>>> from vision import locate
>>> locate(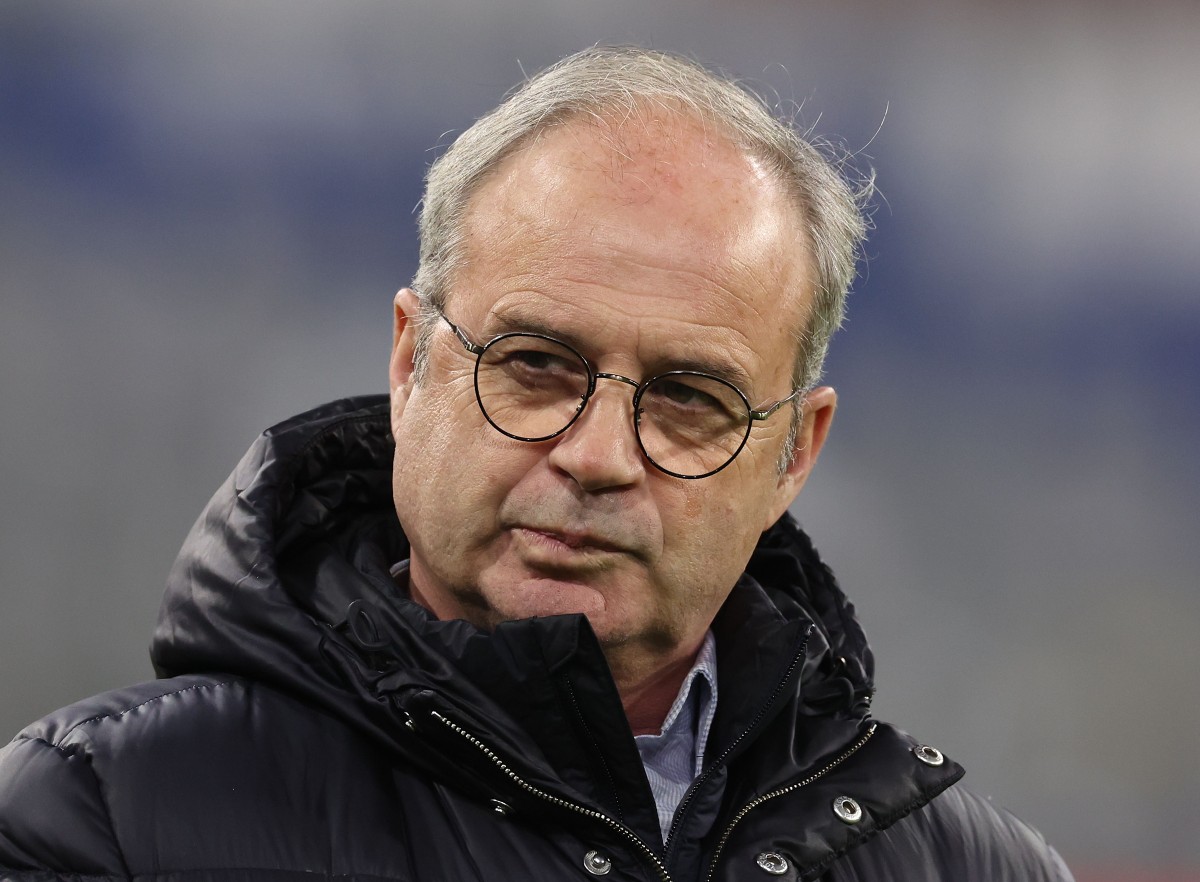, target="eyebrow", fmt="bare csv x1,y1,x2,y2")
485,311,585,348
482,309,757,394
